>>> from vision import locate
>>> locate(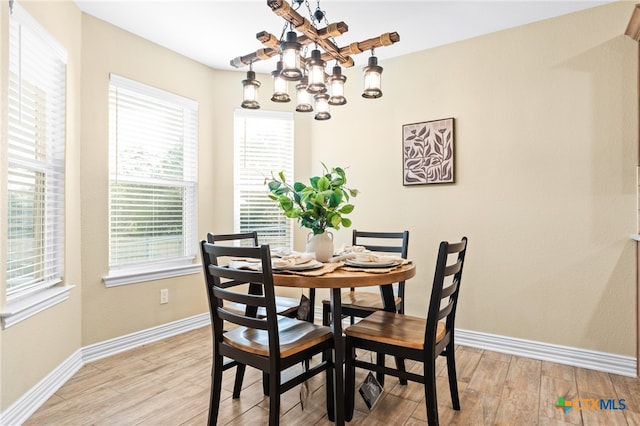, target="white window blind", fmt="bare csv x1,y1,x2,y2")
234,109,293,248
6,2,67,297
108,74,197,270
